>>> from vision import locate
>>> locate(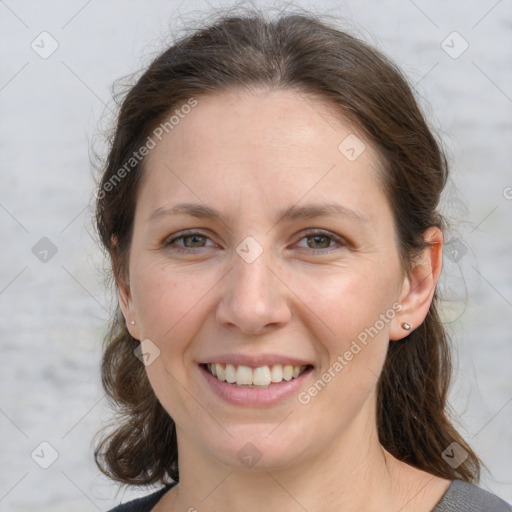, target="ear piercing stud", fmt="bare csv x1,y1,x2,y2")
401,322,412,331
130,321,135,325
